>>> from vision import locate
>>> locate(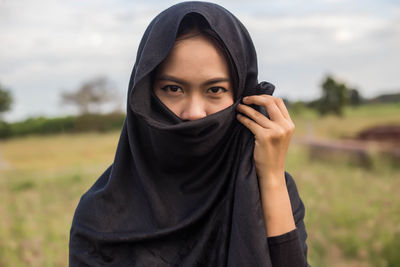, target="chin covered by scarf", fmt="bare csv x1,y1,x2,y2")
69,2,307,266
